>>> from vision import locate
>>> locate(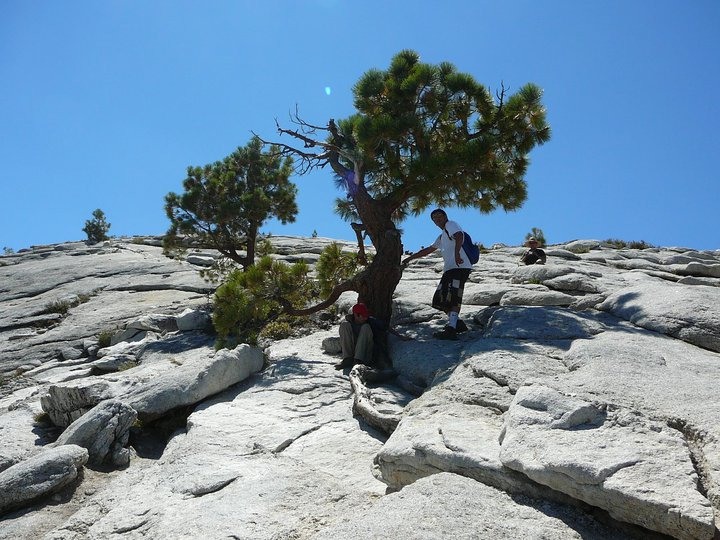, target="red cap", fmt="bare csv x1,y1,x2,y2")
352,303,370,317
